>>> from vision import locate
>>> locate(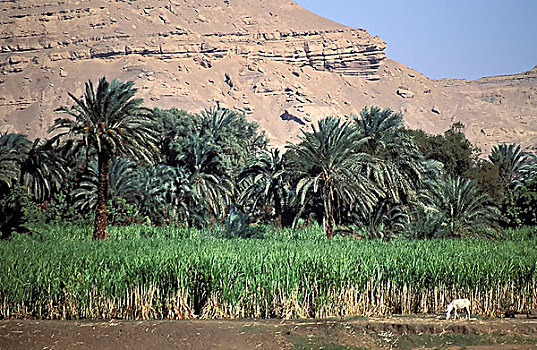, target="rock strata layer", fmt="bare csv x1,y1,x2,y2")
1,0,385,79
